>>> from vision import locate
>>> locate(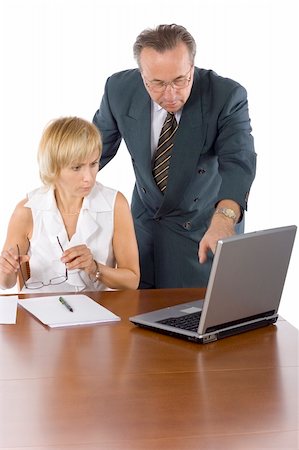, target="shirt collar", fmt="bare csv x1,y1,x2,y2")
152,100,183,117
25,182,113,213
